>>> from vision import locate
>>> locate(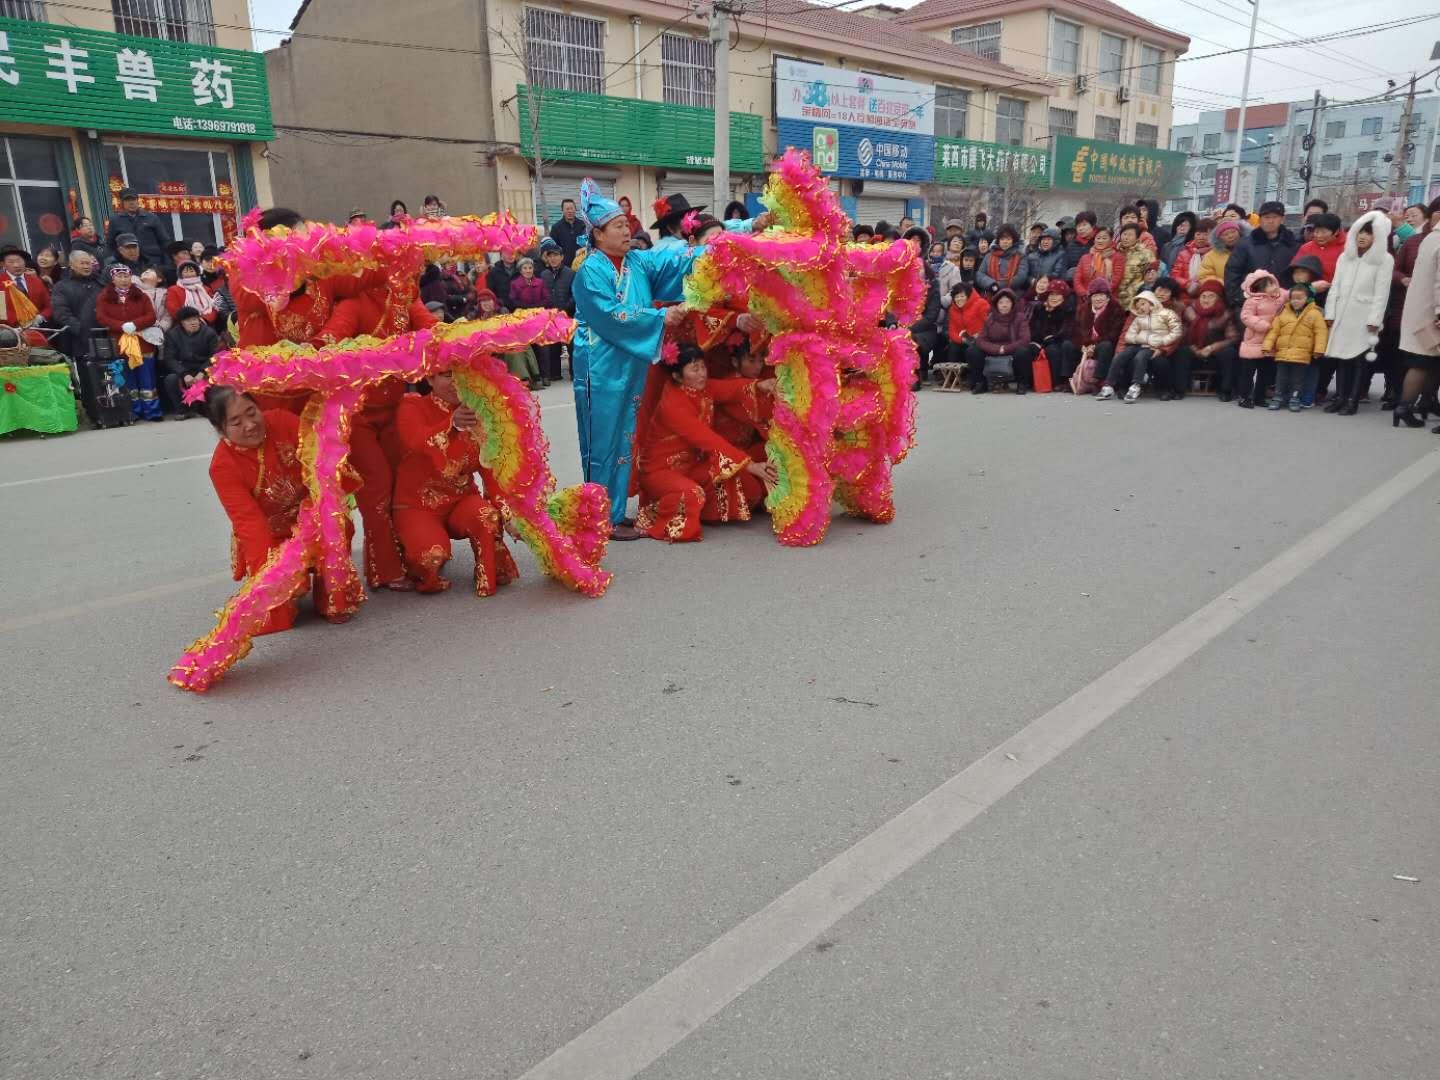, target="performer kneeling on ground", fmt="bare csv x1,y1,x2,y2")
635,344,778,542
205,387,351,633
391,369,519,596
